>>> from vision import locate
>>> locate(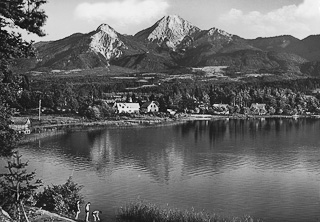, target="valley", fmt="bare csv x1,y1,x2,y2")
9,15,320,126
